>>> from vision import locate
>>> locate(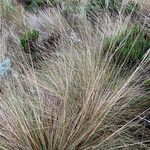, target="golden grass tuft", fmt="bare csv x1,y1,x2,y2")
0,1,150,149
